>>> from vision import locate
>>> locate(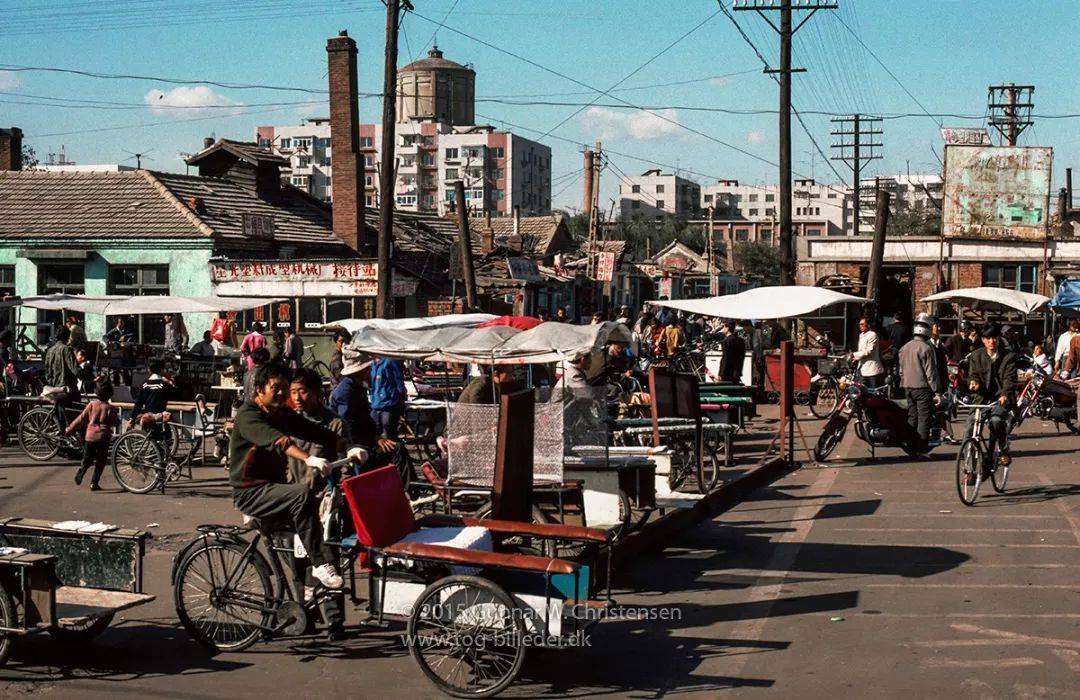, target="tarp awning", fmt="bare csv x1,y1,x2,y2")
324,313,497,335
348,321,632,365
921,287,1050,315
649,286,866,319
16,294,278,315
